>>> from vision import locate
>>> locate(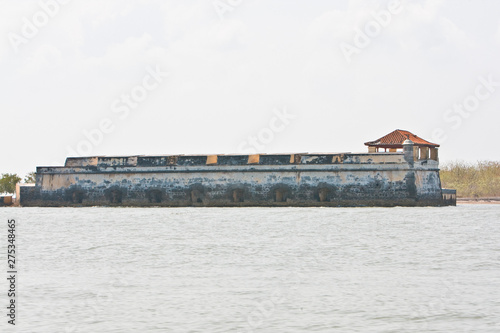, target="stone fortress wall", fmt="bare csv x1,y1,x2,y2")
18,140,452,207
